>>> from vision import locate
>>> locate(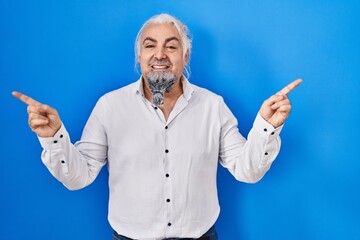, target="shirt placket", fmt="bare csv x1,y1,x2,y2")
146,100,174,233
163,97,189,237
142,93,190,236
163,122,174,233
